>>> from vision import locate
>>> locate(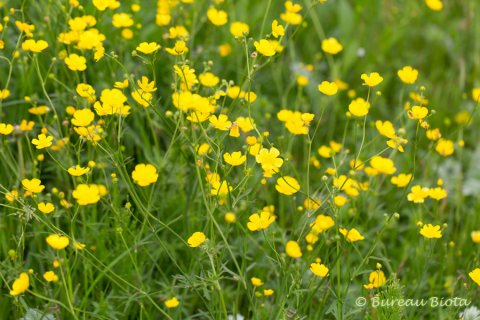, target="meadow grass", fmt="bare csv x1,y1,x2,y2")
0,0,480,319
